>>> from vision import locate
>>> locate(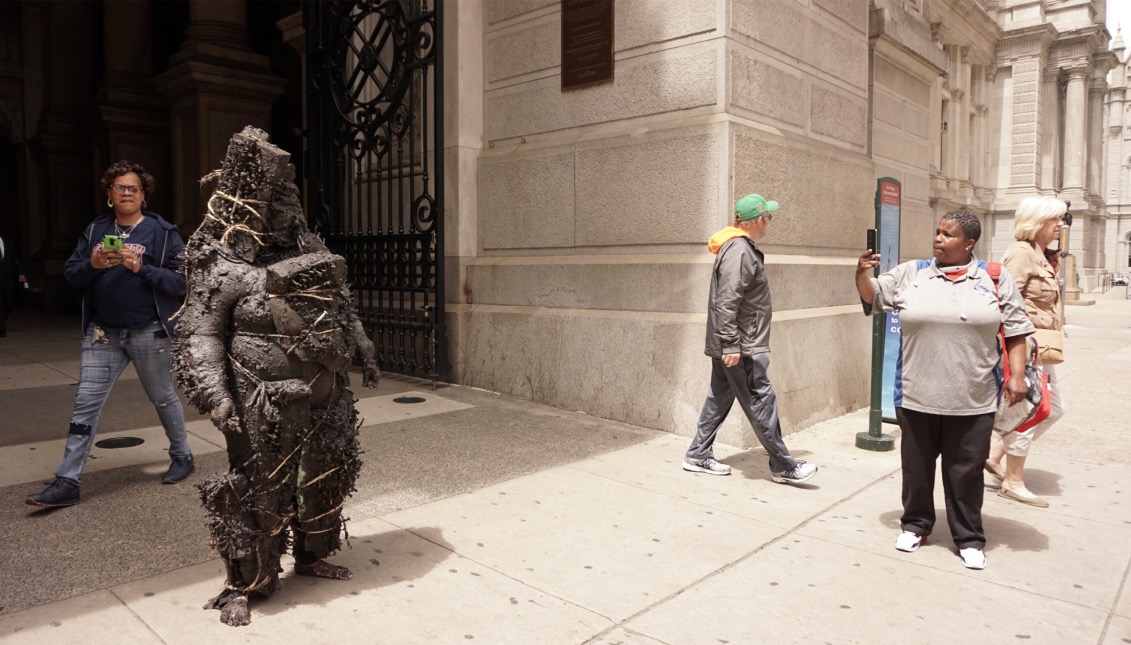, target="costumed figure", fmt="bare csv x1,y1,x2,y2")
173,127,379,627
